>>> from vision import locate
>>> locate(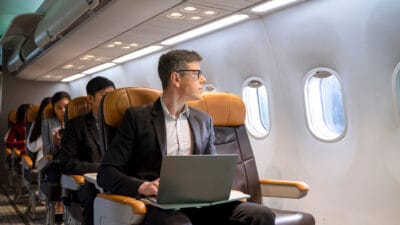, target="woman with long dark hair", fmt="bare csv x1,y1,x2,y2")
26,97,51,167
42,91,71,158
